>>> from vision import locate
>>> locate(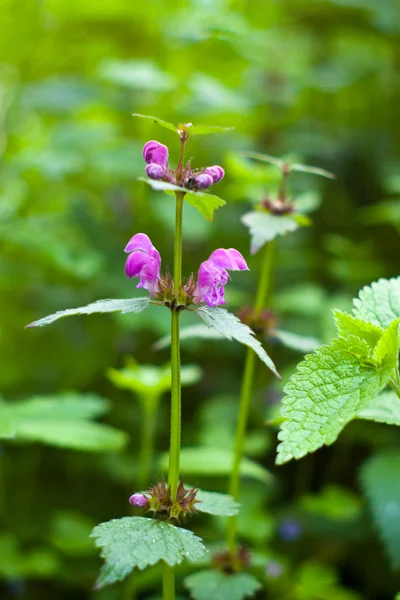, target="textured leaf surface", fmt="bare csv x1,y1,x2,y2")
185,569,261,600
195,307,280,378
353,277,400,328
188,124,234,135
196,491,240,517
361,452,400,568
132,113,178,134
358,391,400,426
241,211,300,255
139,178,225,221
334,310,383,348
277,337,391,464
91,517,206,587
26,297,152,327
